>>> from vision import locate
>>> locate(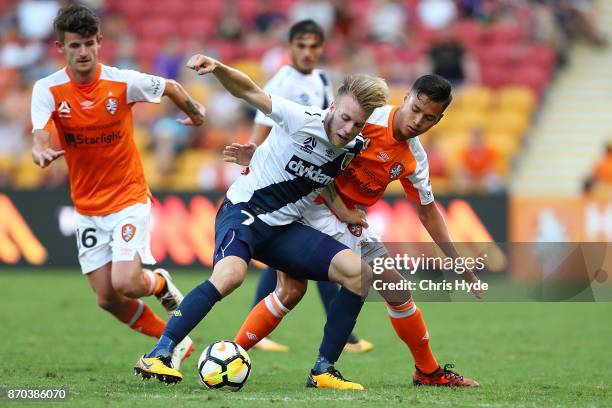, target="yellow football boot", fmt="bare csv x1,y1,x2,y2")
134,355,183,384
343,338,374,353
253,337,290,352
306,366,364,390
